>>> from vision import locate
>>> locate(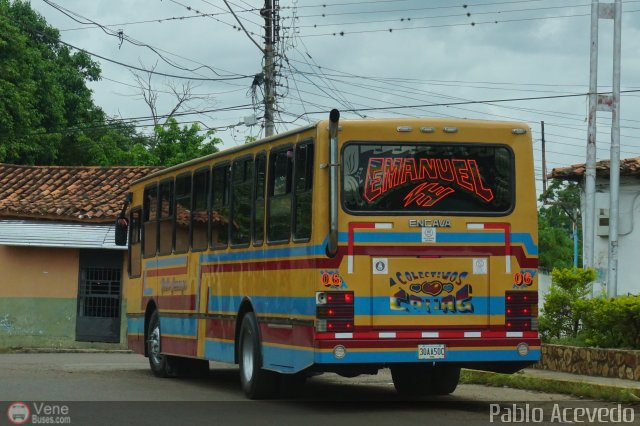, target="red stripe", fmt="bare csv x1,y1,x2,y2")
205,318,236,341
159,295,196,310
161,335,198,357
348,223,376,257
351,324,525,332
146,266,188,277
483,223,511,258
259,323,315,347
315,337,540,350
127,335,145,355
